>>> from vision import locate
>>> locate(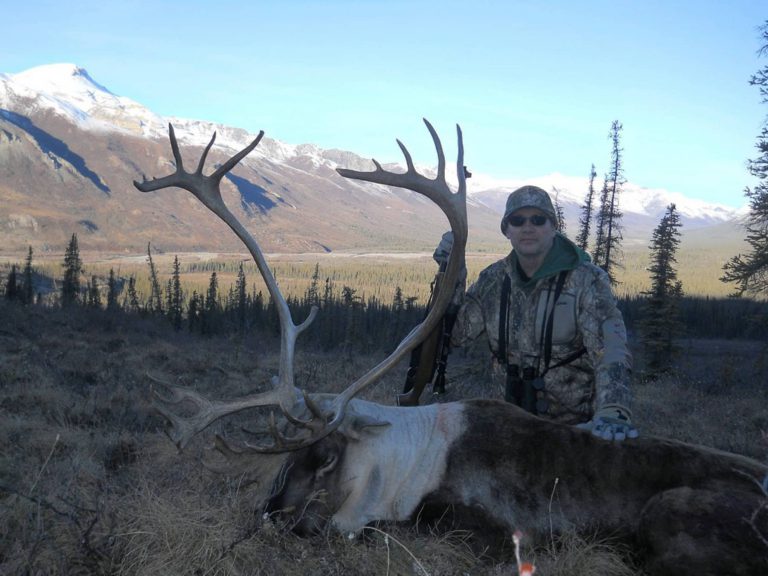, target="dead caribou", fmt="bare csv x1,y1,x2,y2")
135,121,768,576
